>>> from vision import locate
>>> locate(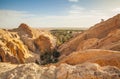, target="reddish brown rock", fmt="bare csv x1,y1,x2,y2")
10,23,56,54
76,38,98,51
34,35,52,55
58,14,120,58
0,47,6,62
21,36,36,52
17,23,33,38
58,49,120,68
6,41,16,56
16,47,25,64
92,29,120,50
0,28,33,64
6,41,26,63
101,41,120,51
